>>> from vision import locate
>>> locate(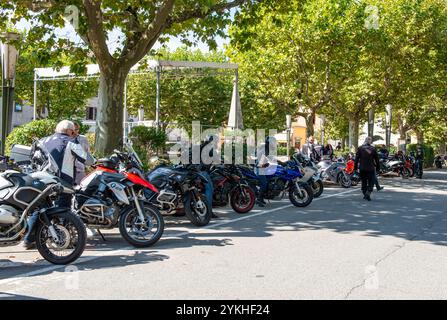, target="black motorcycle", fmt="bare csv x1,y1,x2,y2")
208,164,256,214
0,169,86,265
434,155,443,169
145,163,213,226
